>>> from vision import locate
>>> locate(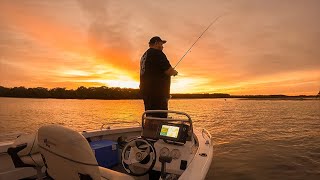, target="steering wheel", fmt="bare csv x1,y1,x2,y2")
121,138,156,176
